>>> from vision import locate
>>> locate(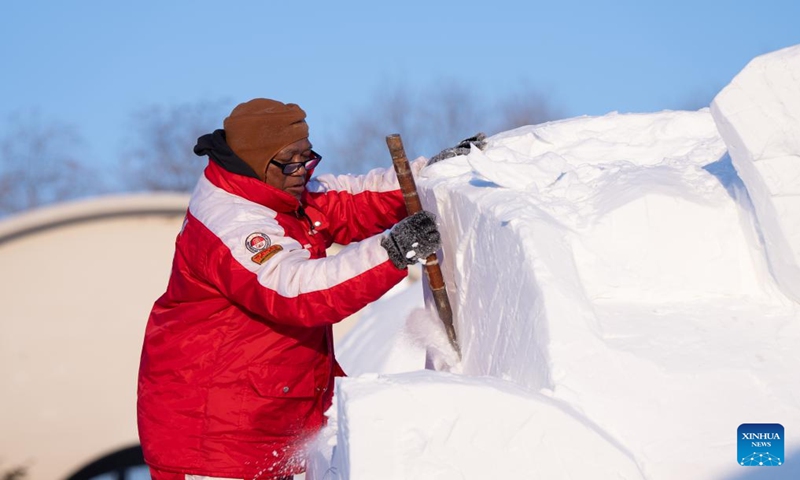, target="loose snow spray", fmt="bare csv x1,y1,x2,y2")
405,307,461,372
